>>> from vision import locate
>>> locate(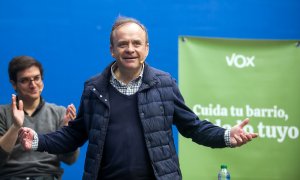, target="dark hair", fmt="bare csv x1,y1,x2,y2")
8,55,44,82
110,16,149,46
